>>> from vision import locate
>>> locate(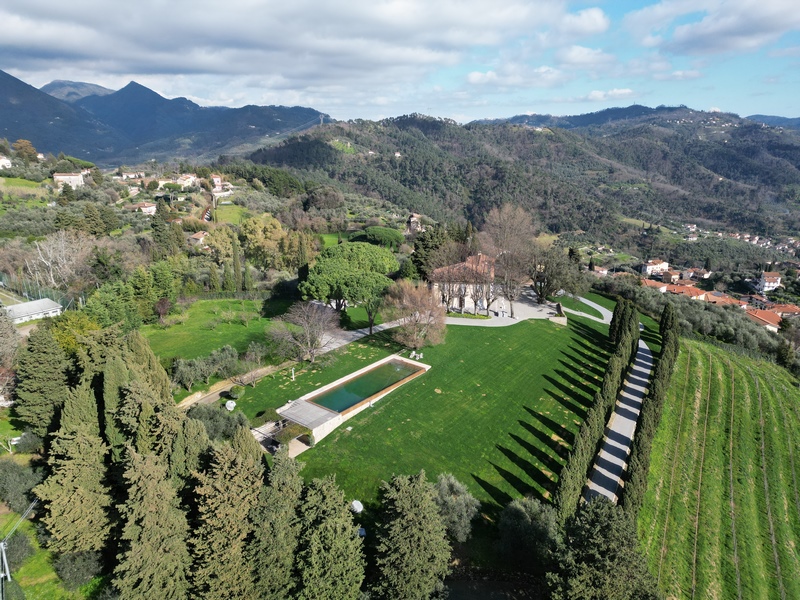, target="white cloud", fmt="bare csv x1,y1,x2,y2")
467,65,568,88
584,88,636,101
557,8,611,37
556,45,615,68
653,69,702,80
624,0,800,55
